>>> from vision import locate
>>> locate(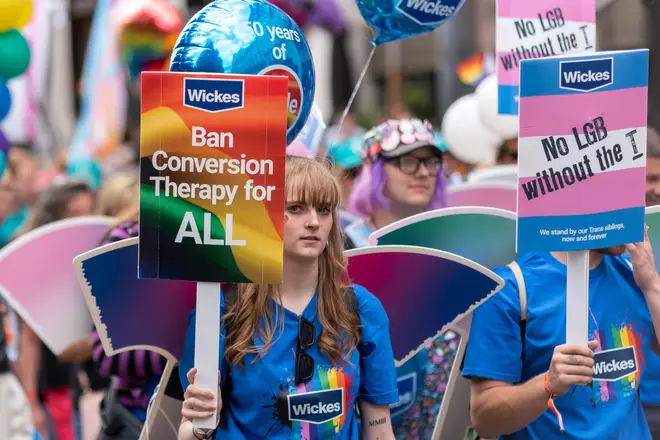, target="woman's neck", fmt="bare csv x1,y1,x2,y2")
369,206,422,231
281,257,319,315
